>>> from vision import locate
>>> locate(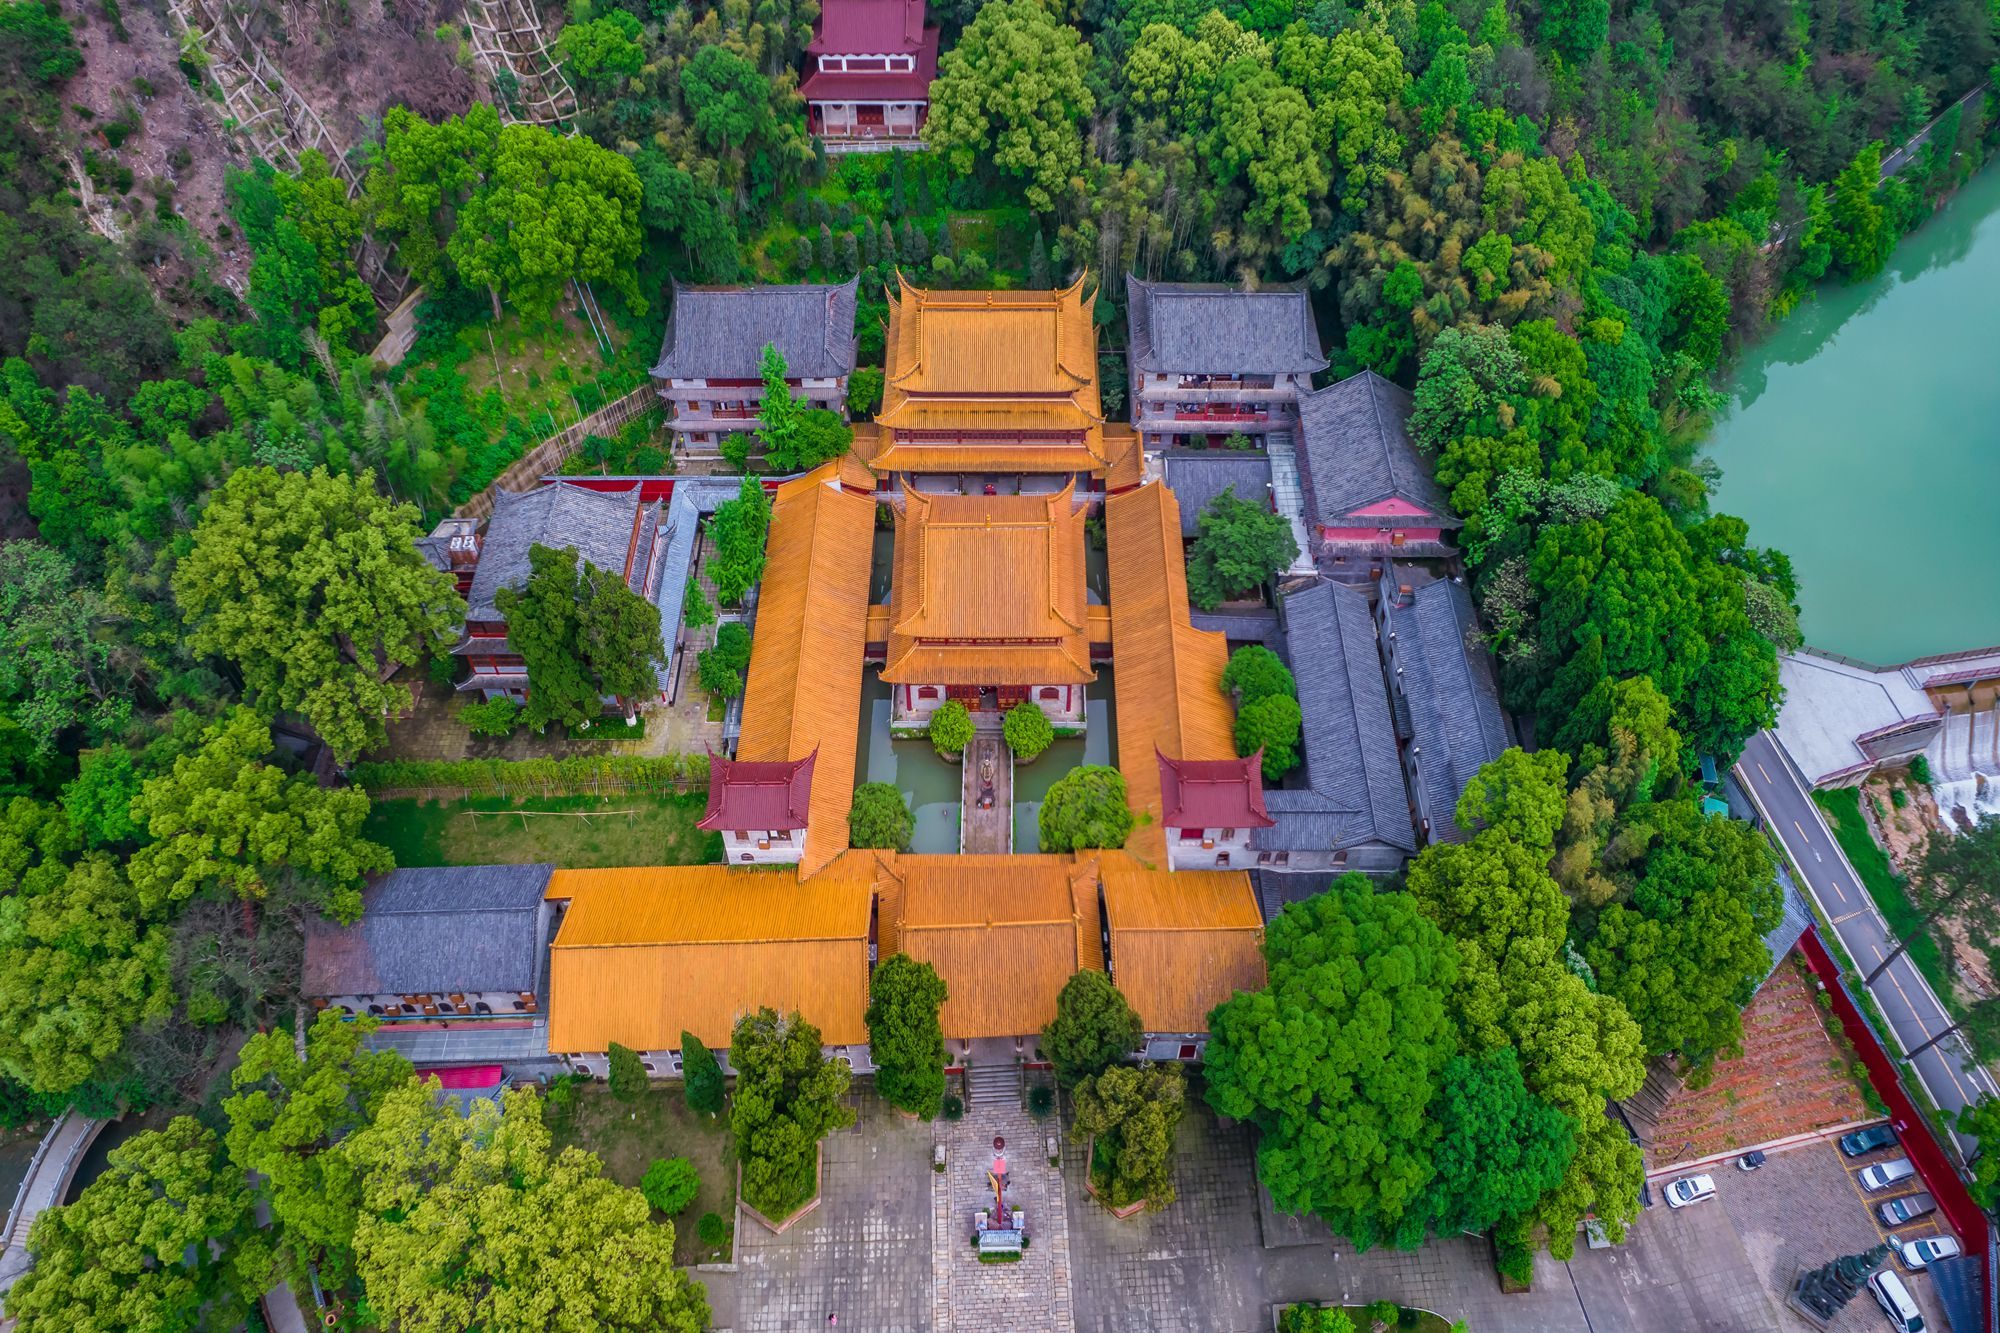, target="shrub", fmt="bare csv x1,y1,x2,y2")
1365,1302,1399,1329
696,1211,730,1247
1042,970,1142,1087
1002,701,1055,761
640,1157,701,1215
1910,755,1932,784
847,366,885,416
1222,645,1296,708
1236,695,1303,781
848,782,915,850
1037,765,1134,852
1892,787,1909,809
682,1031,724,1117
1222,431,1256,450
696,623,752,700
457,695,520,737
682,578,715,629
608,1042,648,1101
1028,1083,1055,1118
942,1094,964,1121
928,699,974,756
